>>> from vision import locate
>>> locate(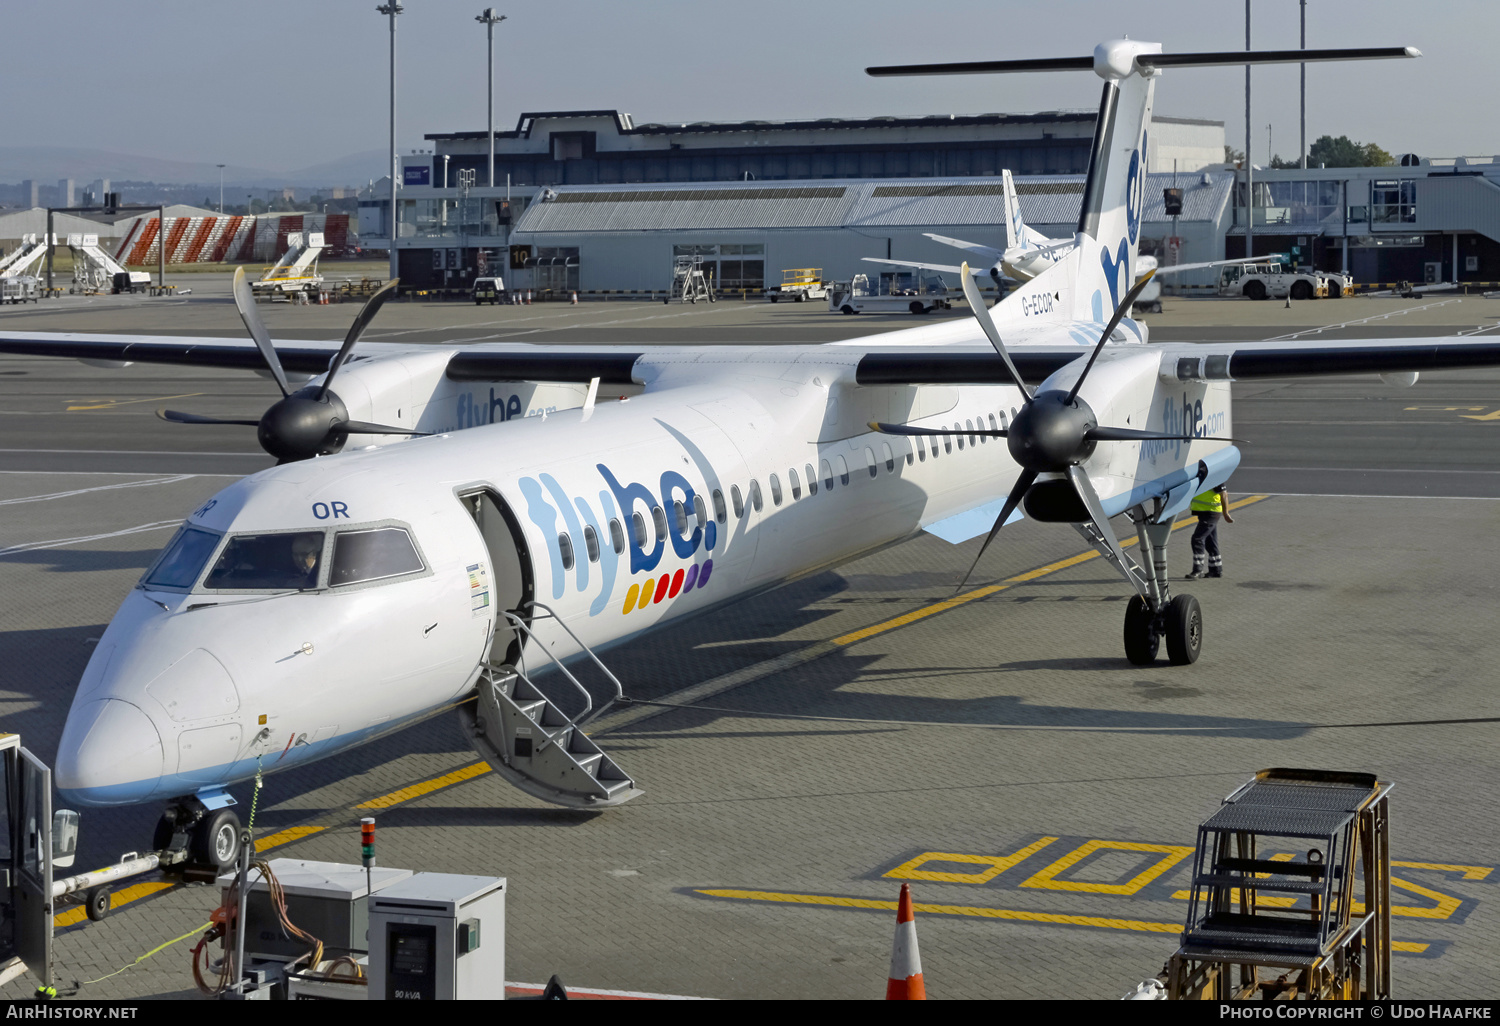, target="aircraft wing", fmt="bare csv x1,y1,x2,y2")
860,257,984,277
854,337,1500,385
0,331,343,374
